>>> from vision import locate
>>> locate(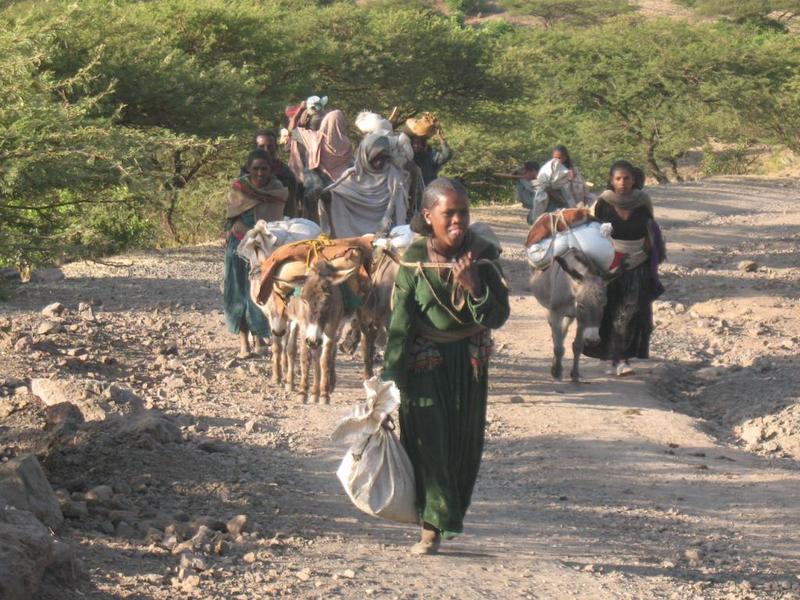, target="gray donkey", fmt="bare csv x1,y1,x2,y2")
284,260,361,404
530,248,609,382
